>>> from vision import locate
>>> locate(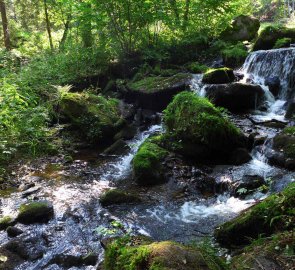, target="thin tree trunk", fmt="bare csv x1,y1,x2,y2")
44,0,54,50
0,0,11,50
182,0,191,30
59,15,71,50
